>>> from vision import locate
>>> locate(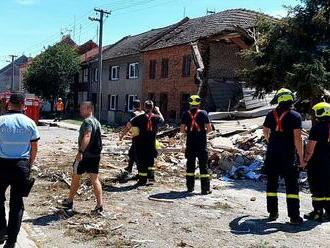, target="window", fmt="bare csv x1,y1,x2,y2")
83,69,88,82
128,63,139,79
78,91,88,104
182,55,191,77
148,93,156,104
93,68,99,82
108,95,118,110
110,66,120,80
91,93,97,105
126,94,137,112
149,60,156,79
161,58,169,78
